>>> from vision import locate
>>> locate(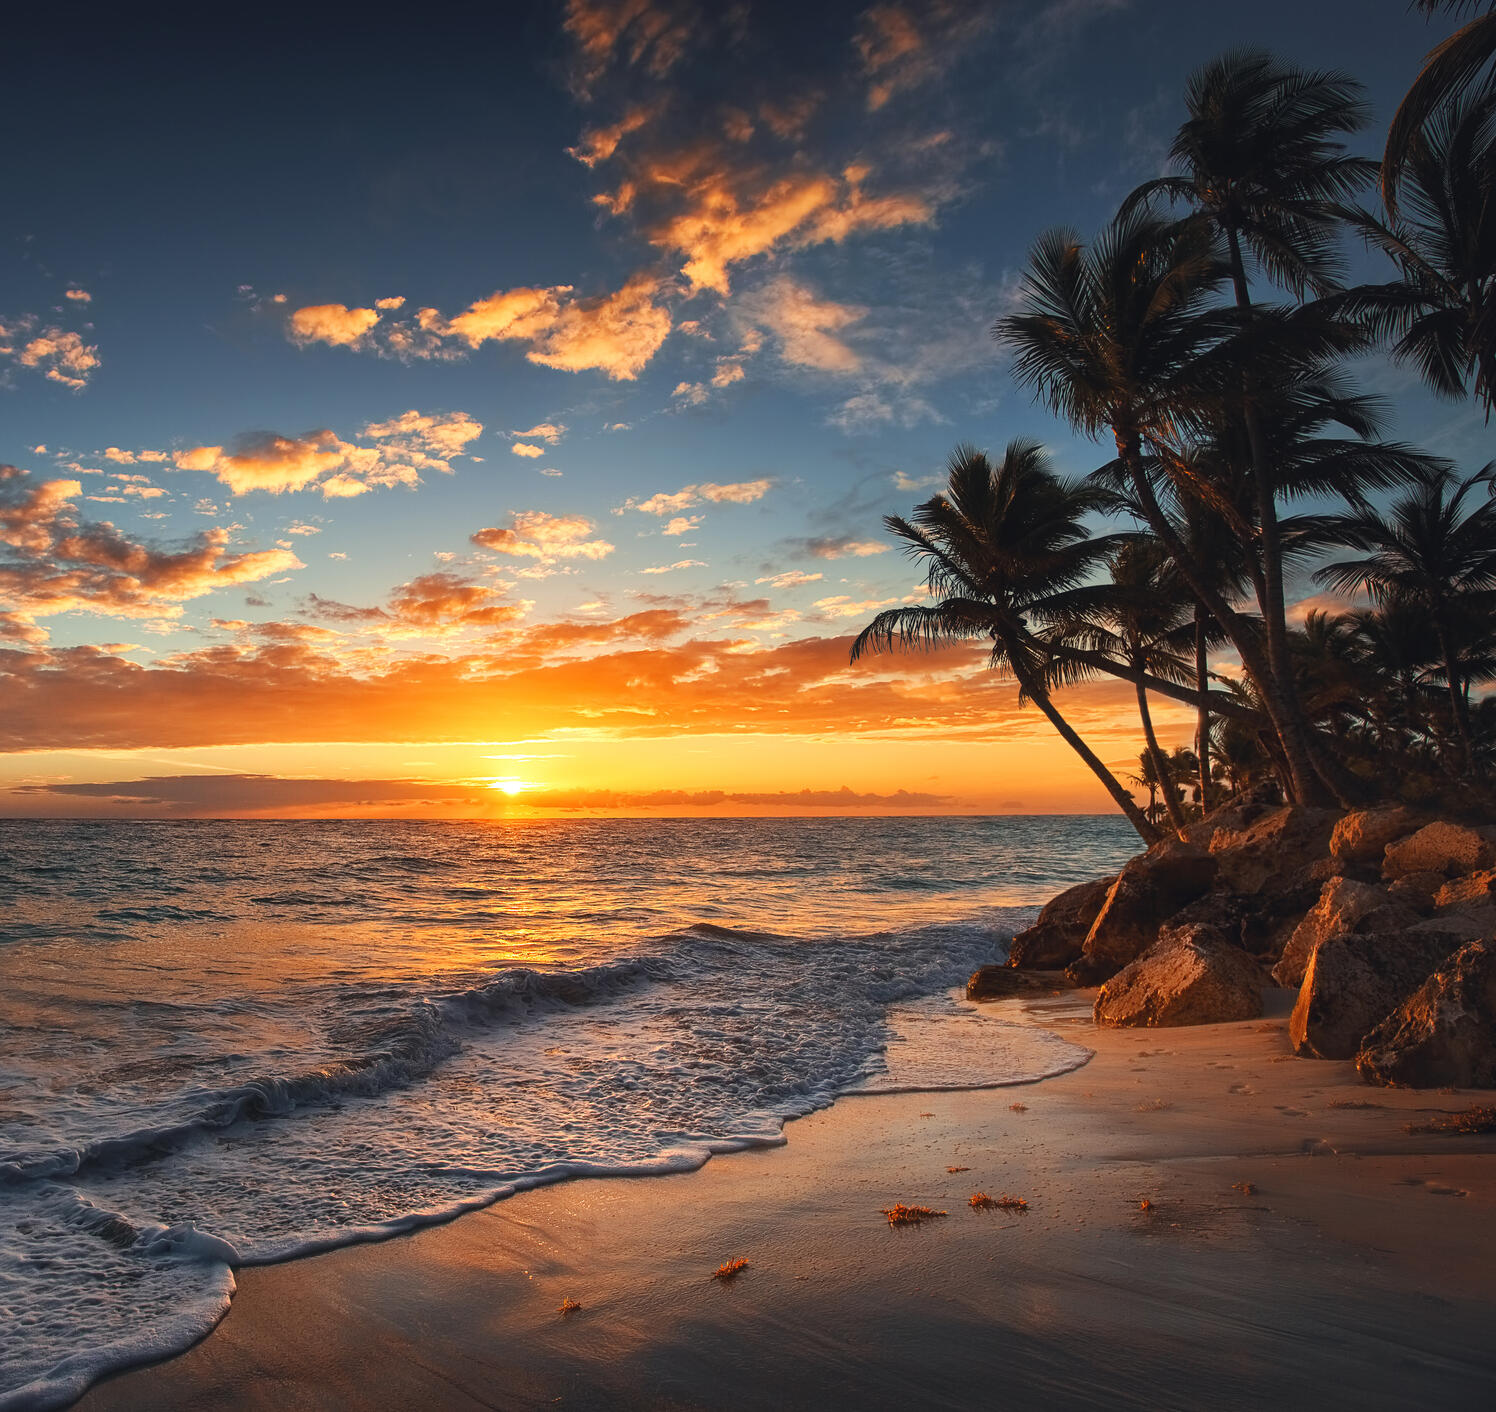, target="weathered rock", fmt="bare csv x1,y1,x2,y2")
1094,923,1265,1028
1290,930,1464,1060
1079,840,1218,979
1357,940,1496,1089
1382,821,1496,882
1407,906,1496,948
1180,799,1273,852
1329,806,1425,869
966,966,1070,1000
1208,806,1339,897
1271,877,1403,989
1434,867,1496,912
1387,870,1444,914
1006,875,1115,969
